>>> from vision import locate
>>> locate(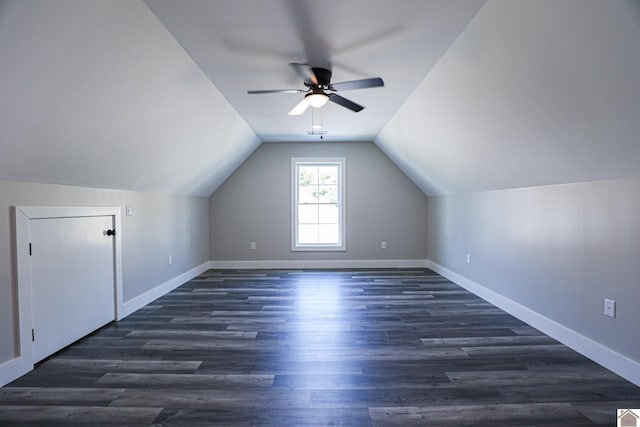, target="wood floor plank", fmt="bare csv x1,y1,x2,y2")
152,407,373,426
369,402,593,426
0,405,162,426
0,387,125,406
110,388,312,409
310,387,506,408
96,372,274,388
43,358,202,373
2,268,637,425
